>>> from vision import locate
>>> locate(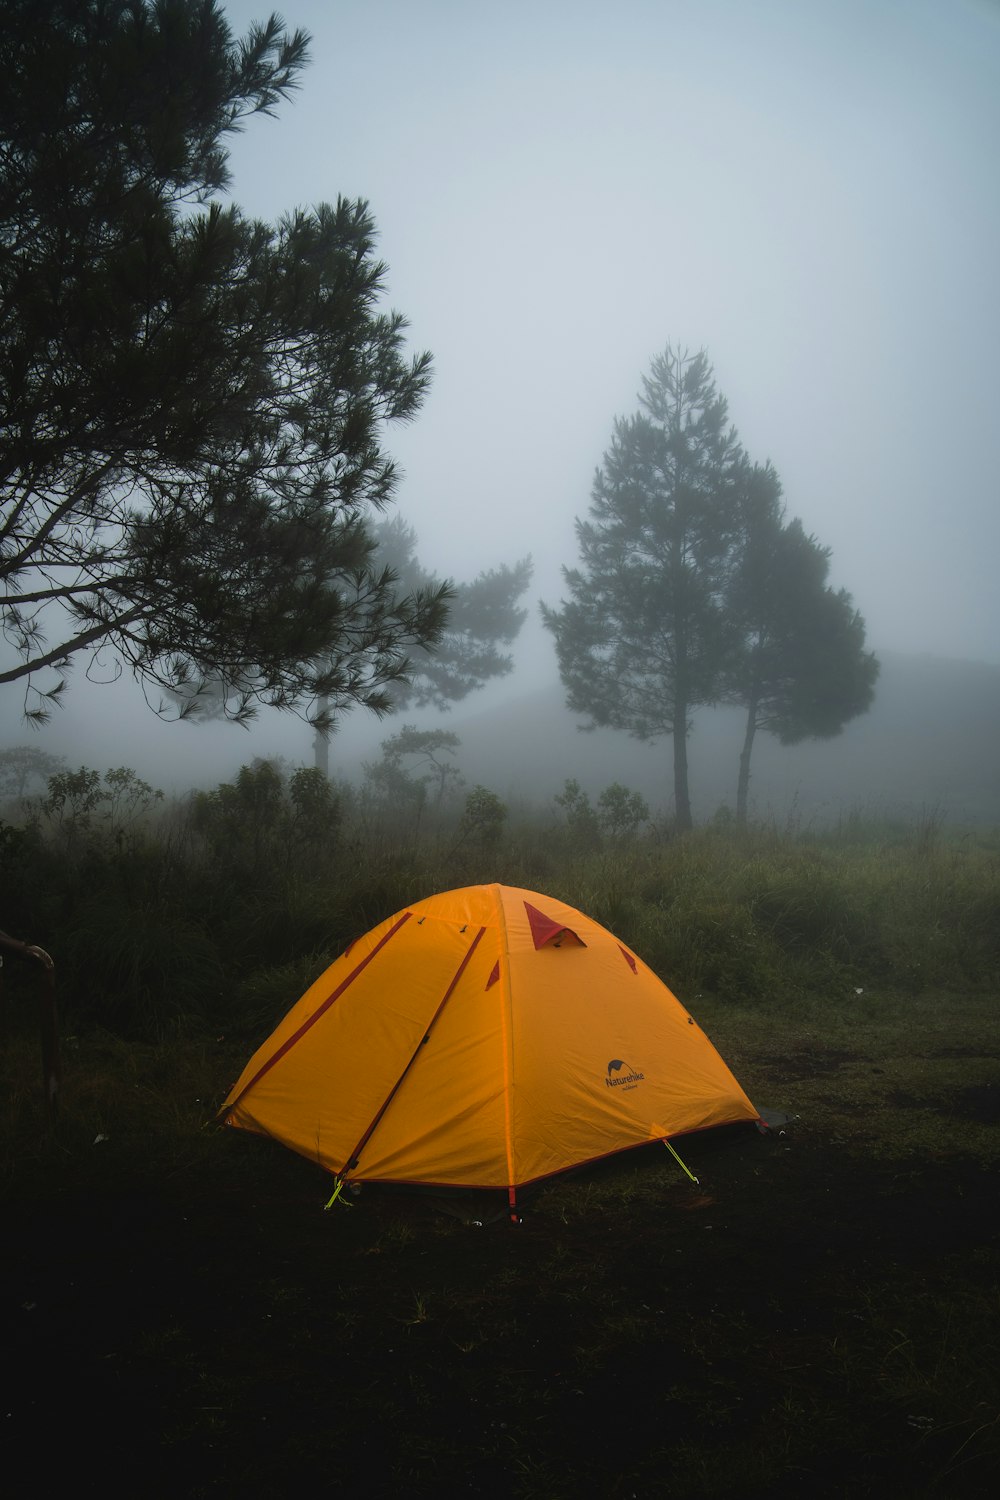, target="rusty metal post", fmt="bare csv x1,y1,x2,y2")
0,929,59,1120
